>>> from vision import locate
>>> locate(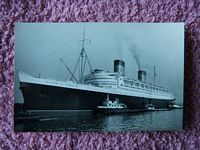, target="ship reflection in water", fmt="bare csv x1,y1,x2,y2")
14,109,182,132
